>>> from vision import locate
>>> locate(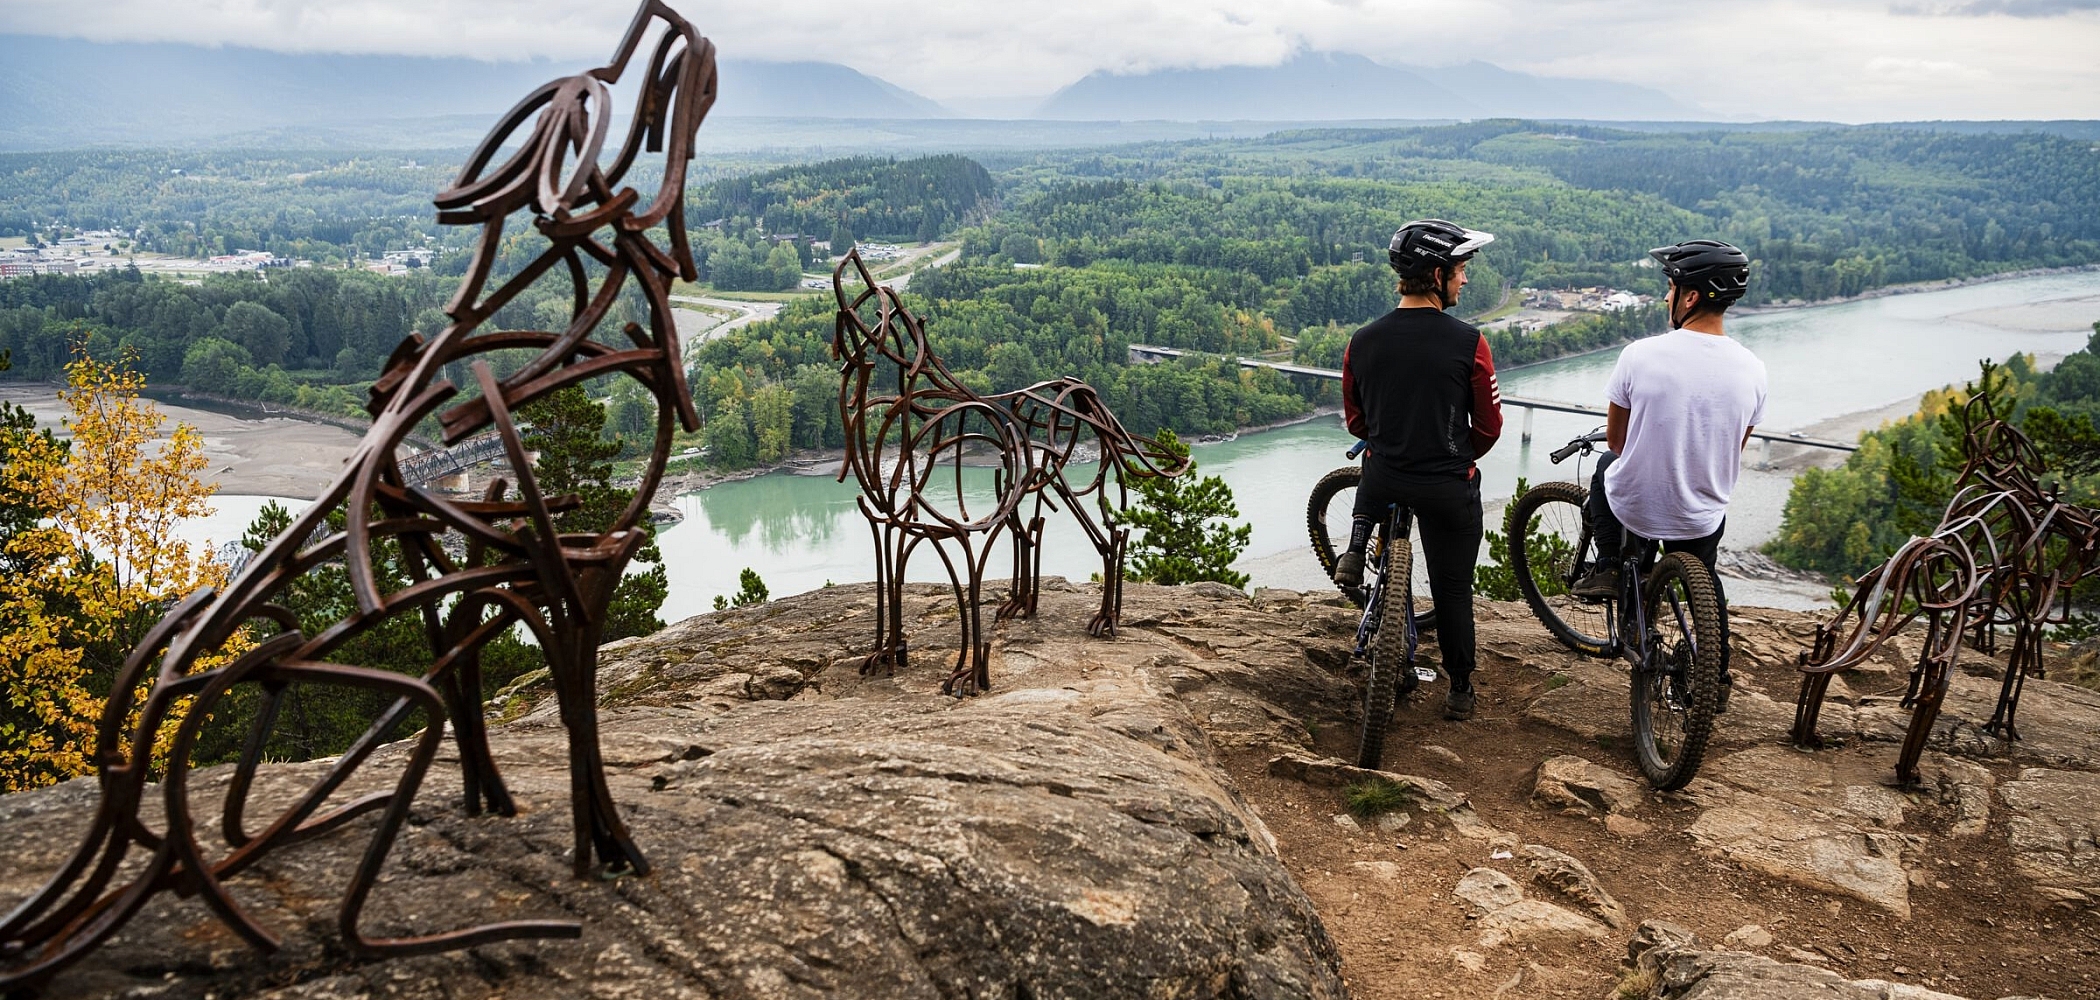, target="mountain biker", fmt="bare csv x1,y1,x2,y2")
1333,218,1504,722
1572,239,1768,706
